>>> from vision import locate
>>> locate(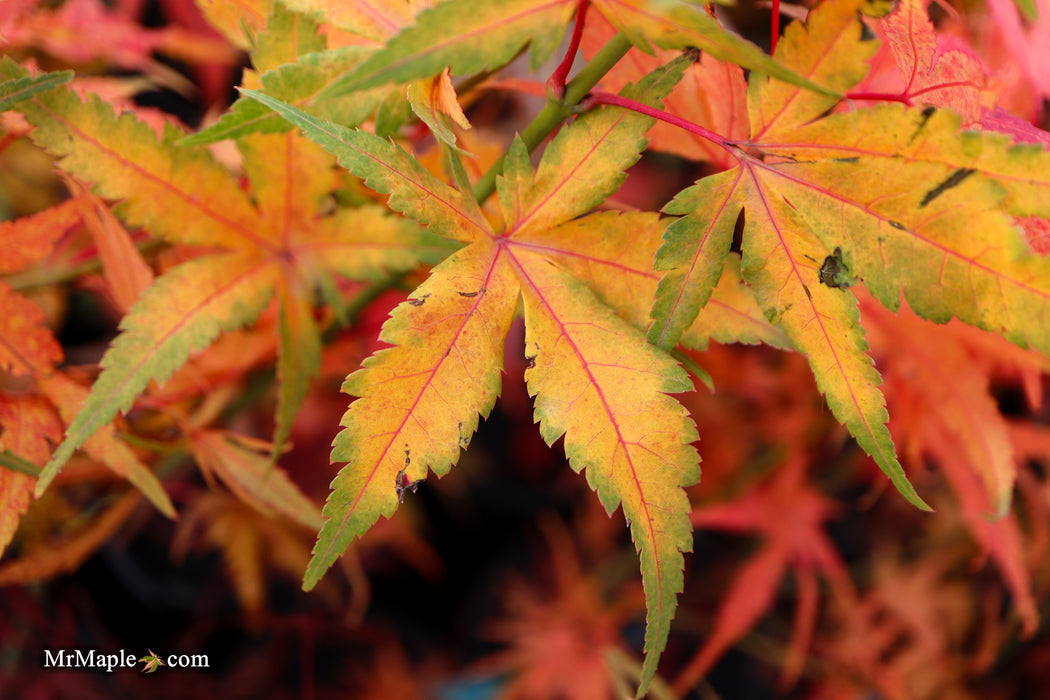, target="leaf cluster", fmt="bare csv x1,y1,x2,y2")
3,0,1050,696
